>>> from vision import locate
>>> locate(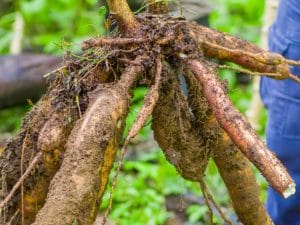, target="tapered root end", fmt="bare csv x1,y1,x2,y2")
185,59,295,198
283,183,296,199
